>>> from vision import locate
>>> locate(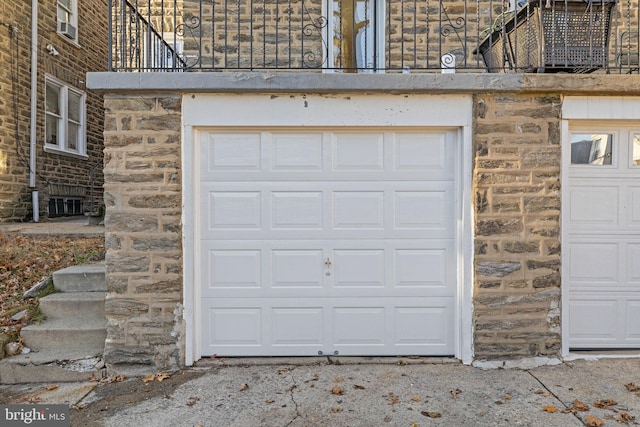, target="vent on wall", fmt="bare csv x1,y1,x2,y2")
58,21,77,39
49,197,83,217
